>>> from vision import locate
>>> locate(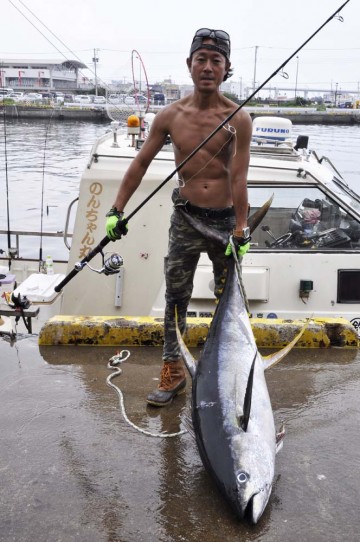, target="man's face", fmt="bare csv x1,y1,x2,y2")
187,39,231,88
